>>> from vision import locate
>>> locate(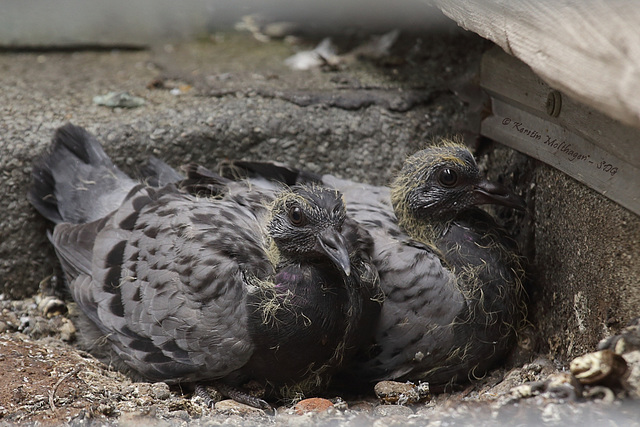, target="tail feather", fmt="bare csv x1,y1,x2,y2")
139,156,183,187
218,160,322,187
28,123,136,224
177,163,232,197
29,166,63,223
